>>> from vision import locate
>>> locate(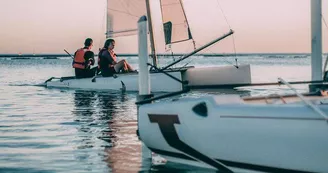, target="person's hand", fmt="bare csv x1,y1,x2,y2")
89,59,95,65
